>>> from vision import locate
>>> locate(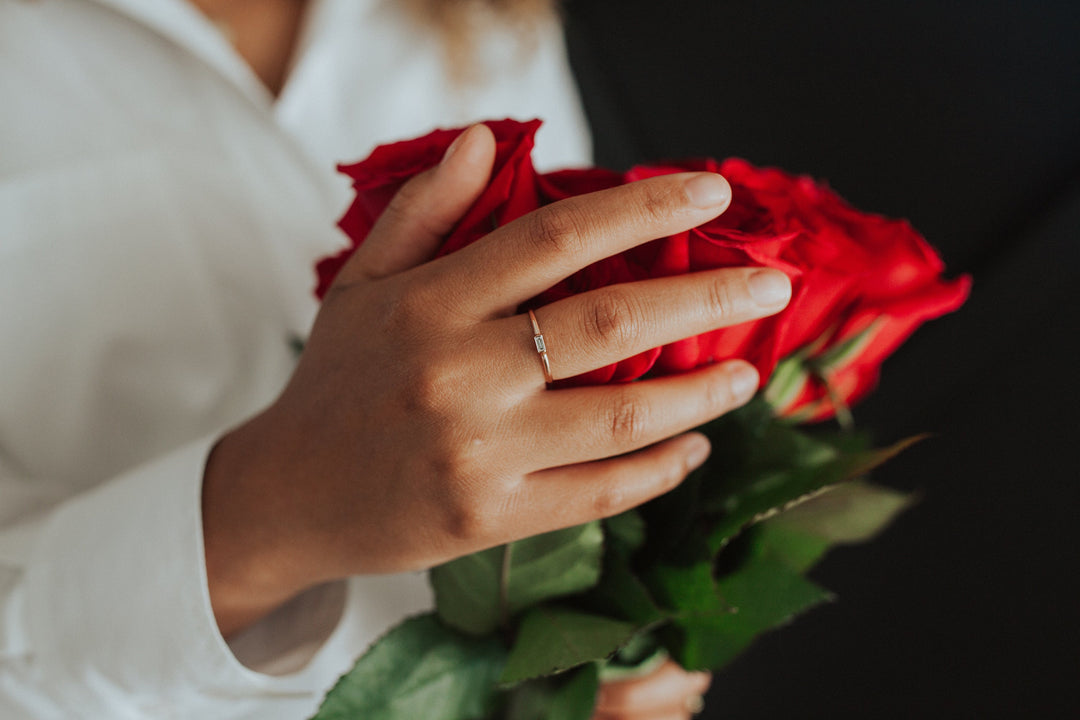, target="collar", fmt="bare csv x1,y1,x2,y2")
81,0,284,109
